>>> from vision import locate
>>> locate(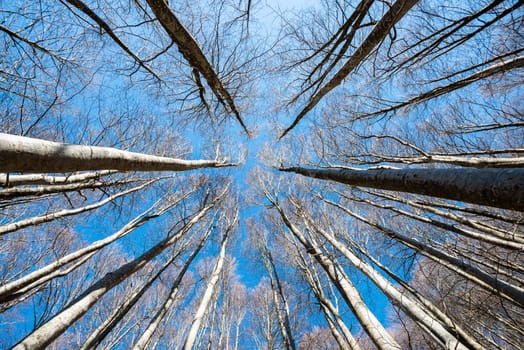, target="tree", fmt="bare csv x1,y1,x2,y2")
280,166,524,211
